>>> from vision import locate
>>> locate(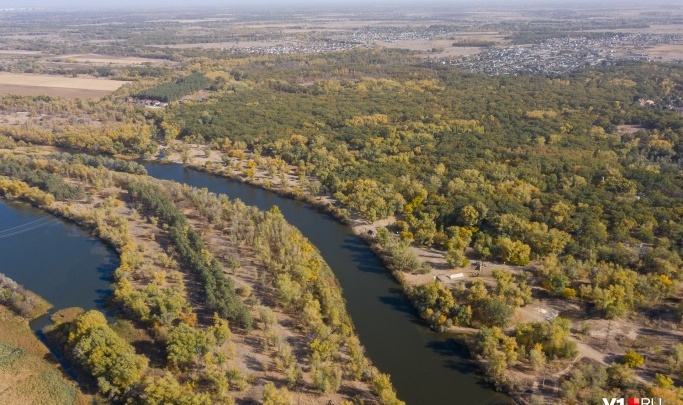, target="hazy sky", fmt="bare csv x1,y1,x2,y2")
1,0,676,9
